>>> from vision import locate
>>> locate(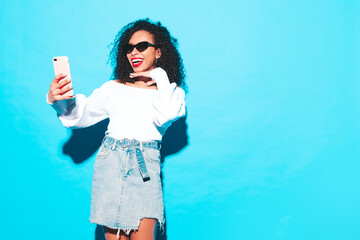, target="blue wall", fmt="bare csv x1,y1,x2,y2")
1,1,359,239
